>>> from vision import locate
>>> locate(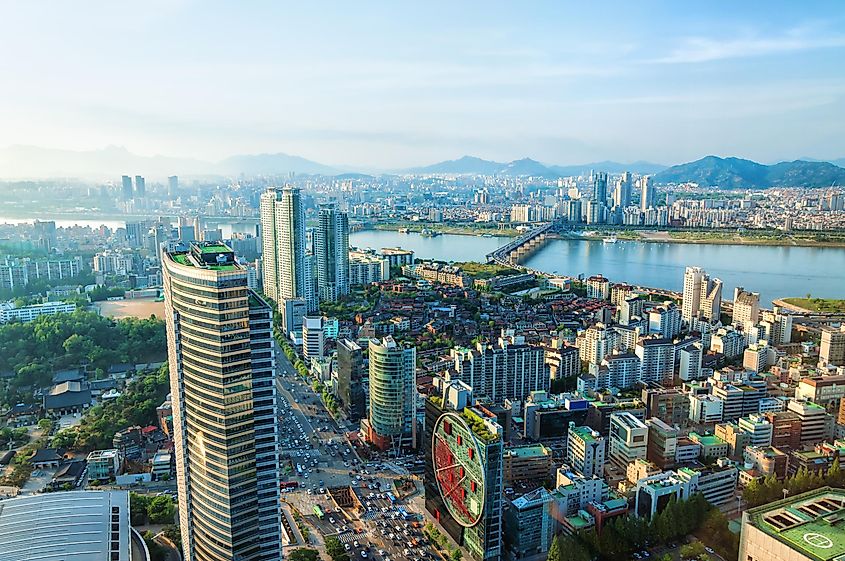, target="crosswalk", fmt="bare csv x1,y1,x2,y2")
336,532,357,544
